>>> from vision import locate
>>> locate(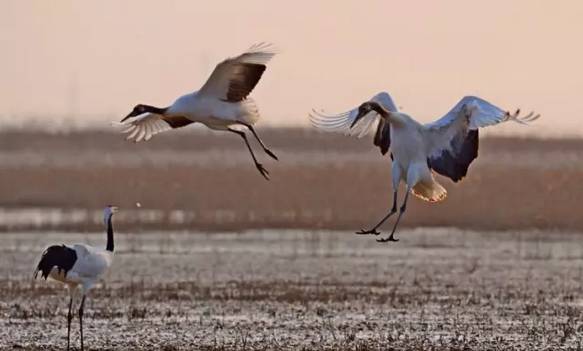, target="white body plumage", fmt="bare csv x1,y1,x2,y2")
34,205,118,351
116,43,278,179
166,93,260,131
47,244,113,292
386,112,445,202
311,92,540,241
